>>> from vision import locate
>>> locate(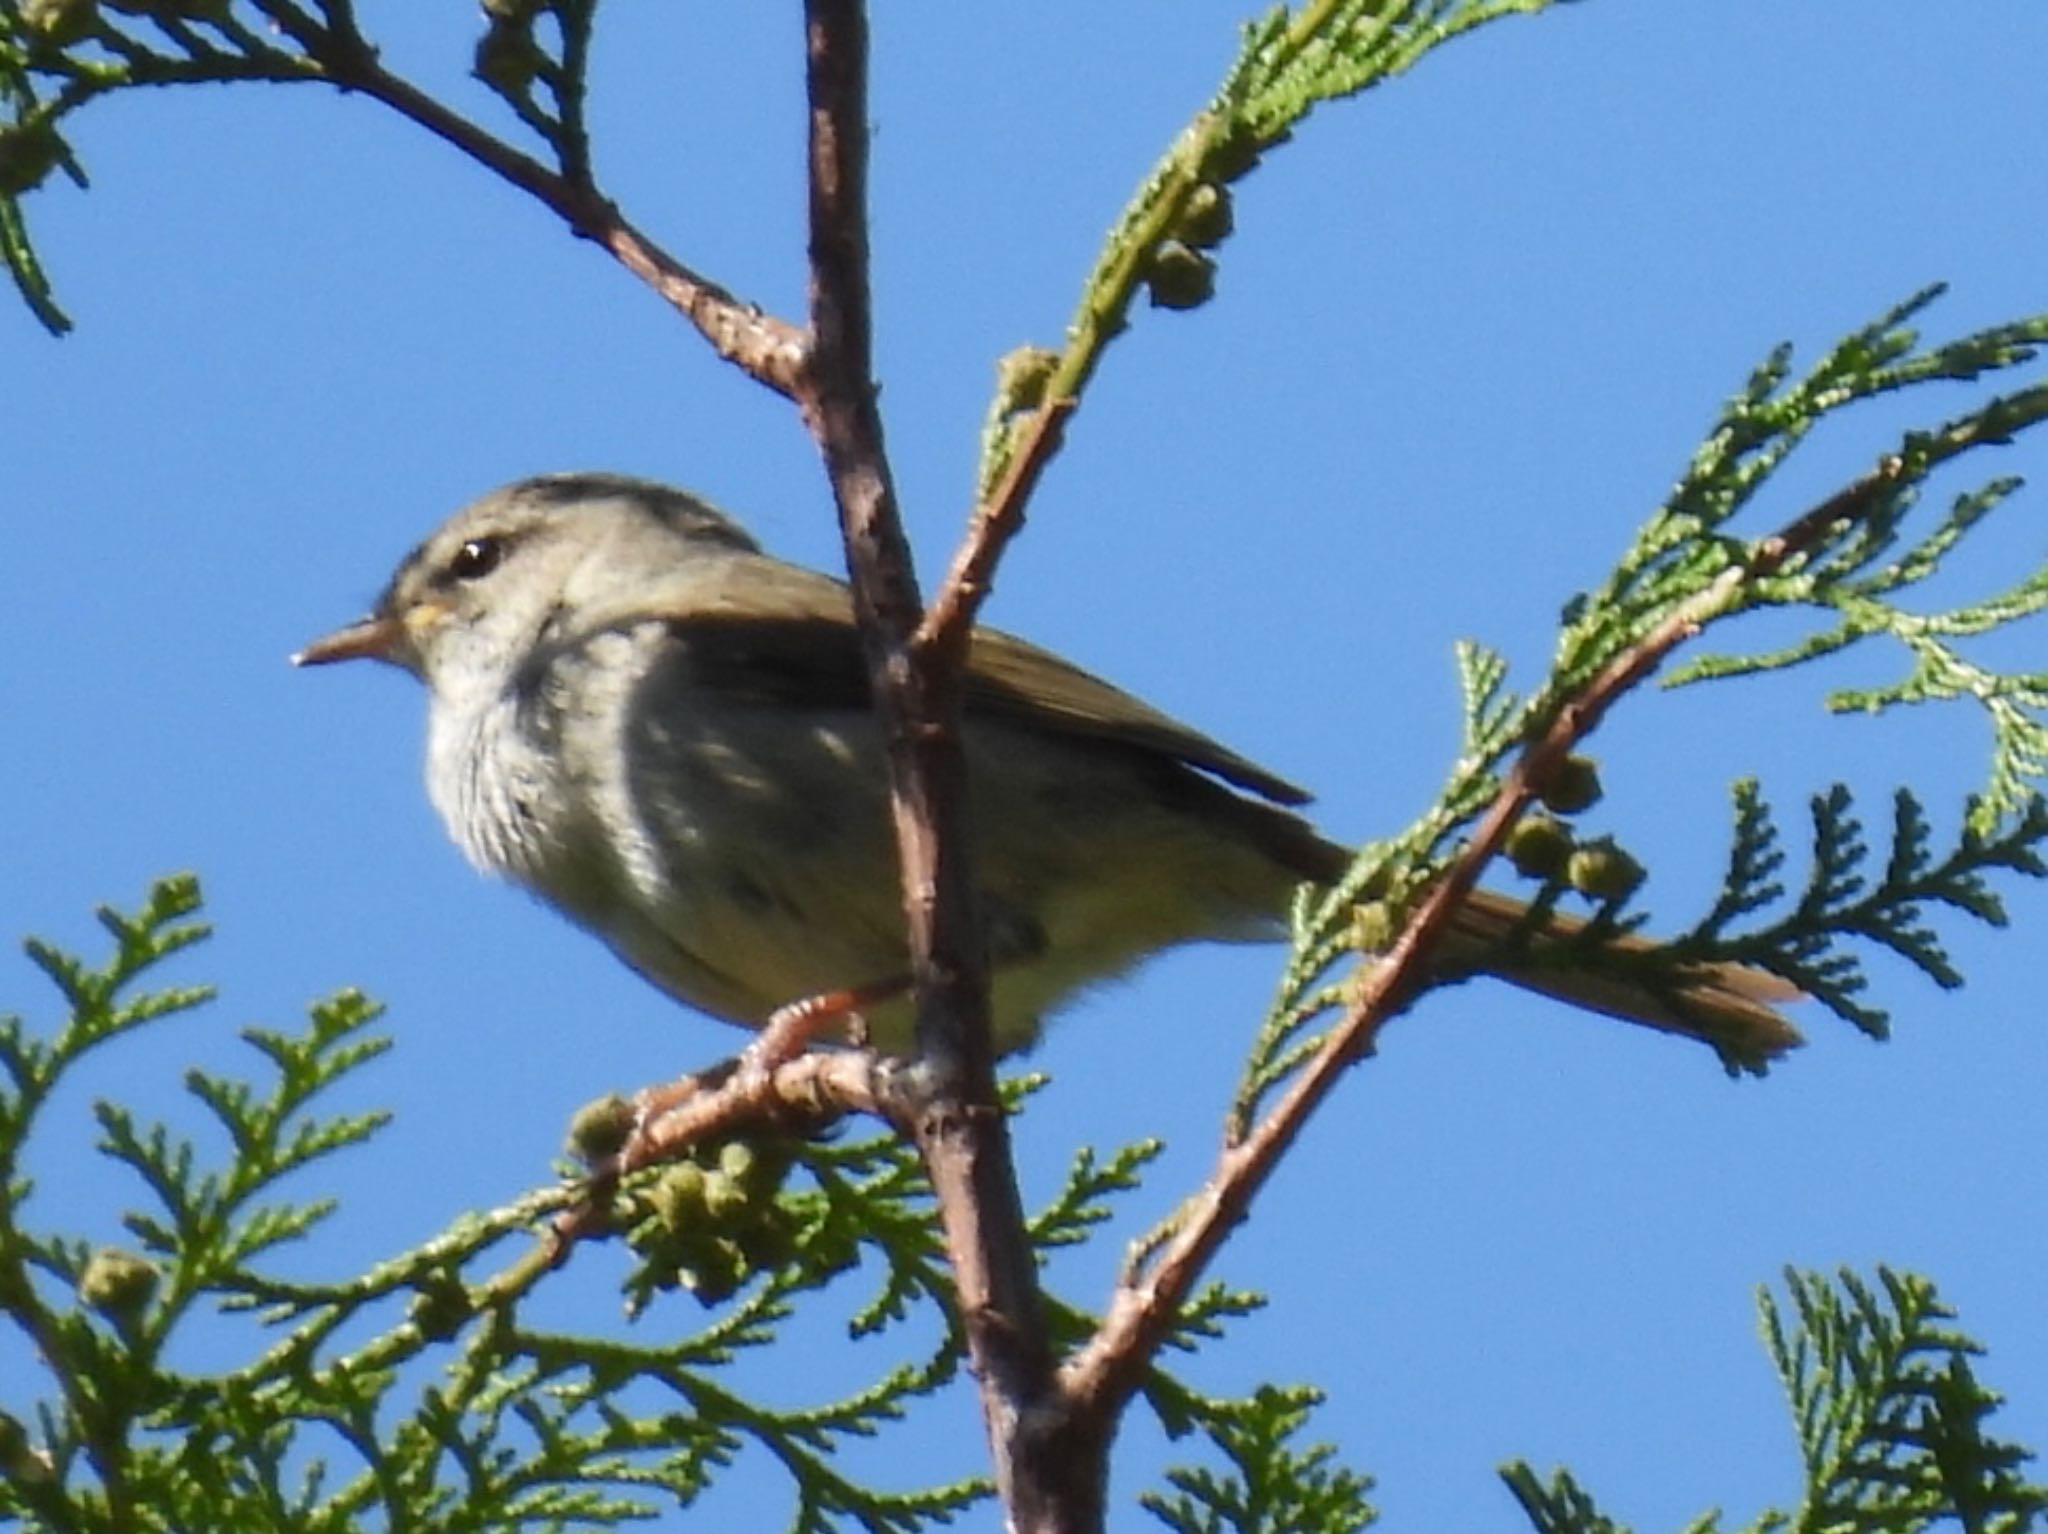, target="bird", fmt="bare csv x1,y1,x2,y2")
295,472,1802,1066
